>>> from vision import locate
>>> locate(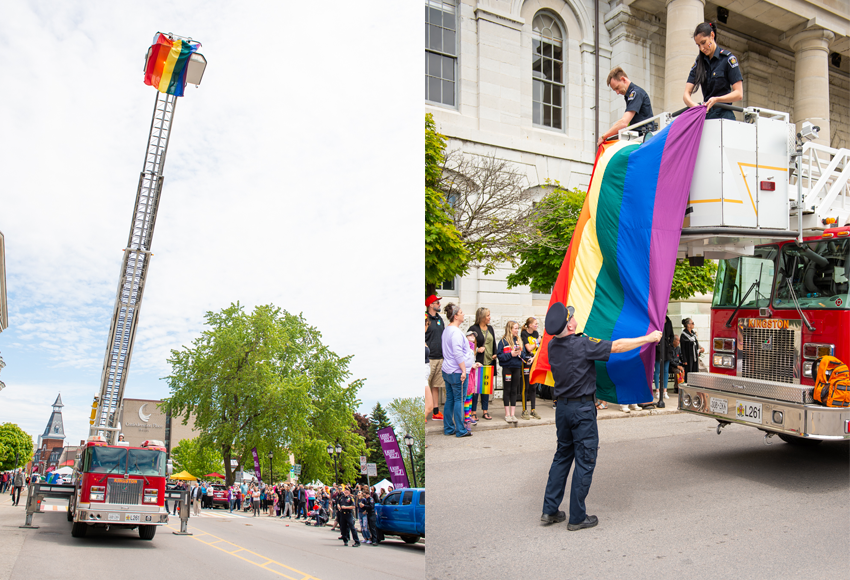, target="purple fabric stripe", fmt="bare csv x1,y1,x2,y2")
645,106,707,341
